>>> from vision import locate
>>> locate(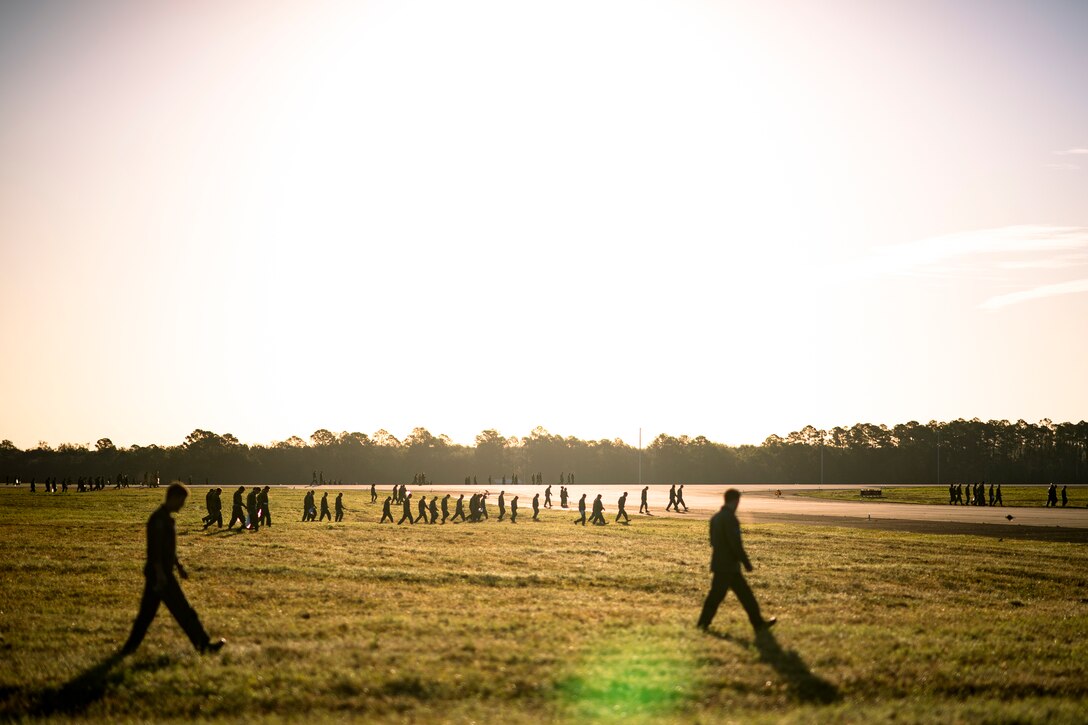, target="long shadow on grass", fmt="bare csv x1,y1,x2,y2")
26,650,148,717
709,630,839,704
